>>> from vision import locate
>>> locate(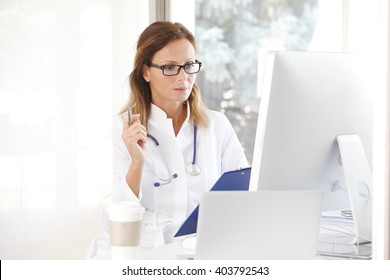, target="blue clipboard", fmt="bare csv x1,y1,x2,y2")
174,167,251,237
